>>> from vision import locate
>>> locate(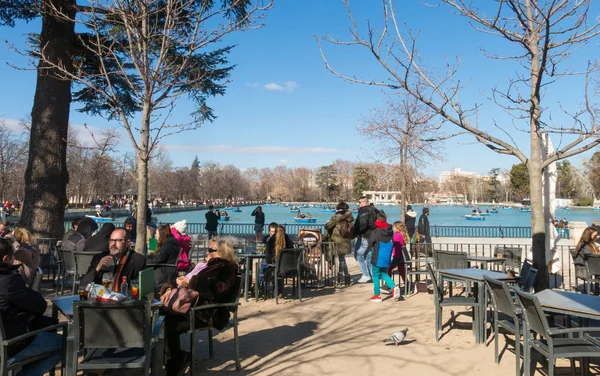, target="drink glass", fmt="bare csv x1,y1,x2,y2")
131,280,139,300
78,288,88,301
102,272,113,291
